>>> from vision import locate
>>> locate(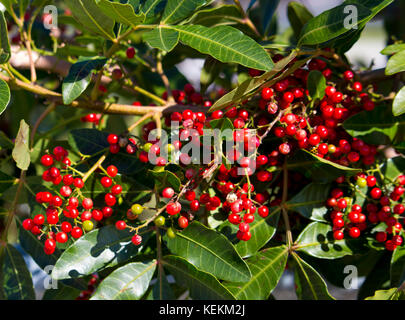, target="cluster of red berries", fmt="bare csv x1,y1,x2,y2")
22,147,124,254
328,173,404,251
107,133,138,155
80,113,102,125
